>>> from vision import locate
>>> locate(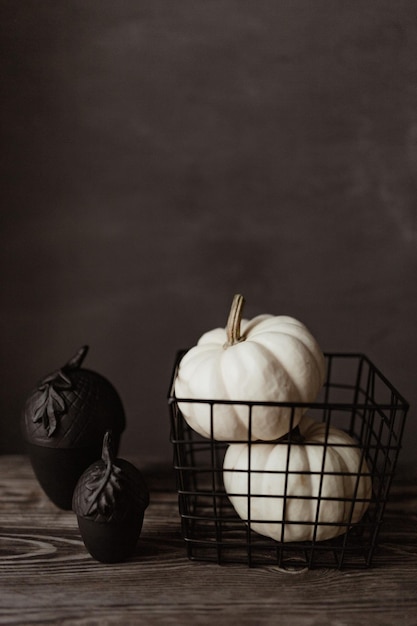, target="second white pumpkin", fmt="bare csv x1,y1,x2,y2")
223,415,372,542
